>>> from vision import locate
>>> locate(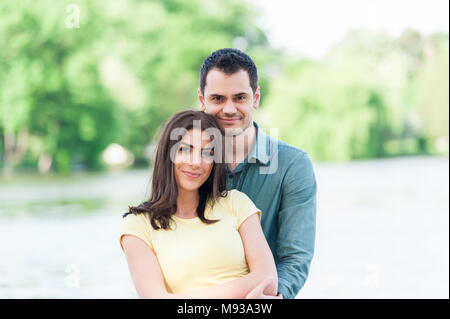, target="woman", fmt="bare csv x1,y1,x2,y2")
120,110,279,298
